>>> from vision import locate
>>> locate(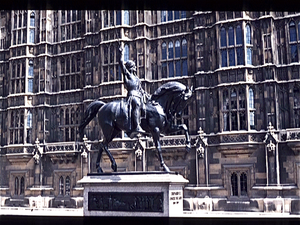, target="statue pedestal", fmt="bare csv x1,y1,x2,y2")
78,172,188,217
